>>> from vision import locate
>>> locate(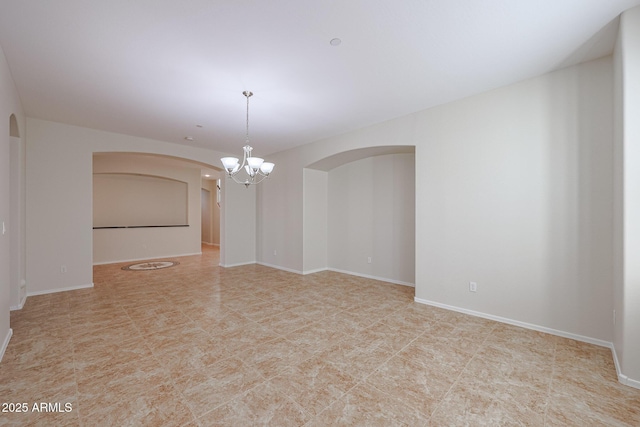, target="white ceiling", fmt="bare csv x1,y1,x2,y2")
1,0,638,157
